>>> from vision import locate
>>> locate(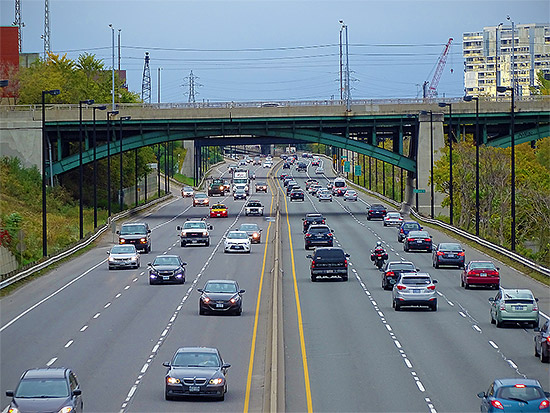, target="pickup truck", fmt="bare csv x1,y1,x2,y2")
177,219,213,247
244,200,264,216
307,247,349,282
208,179,226,197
